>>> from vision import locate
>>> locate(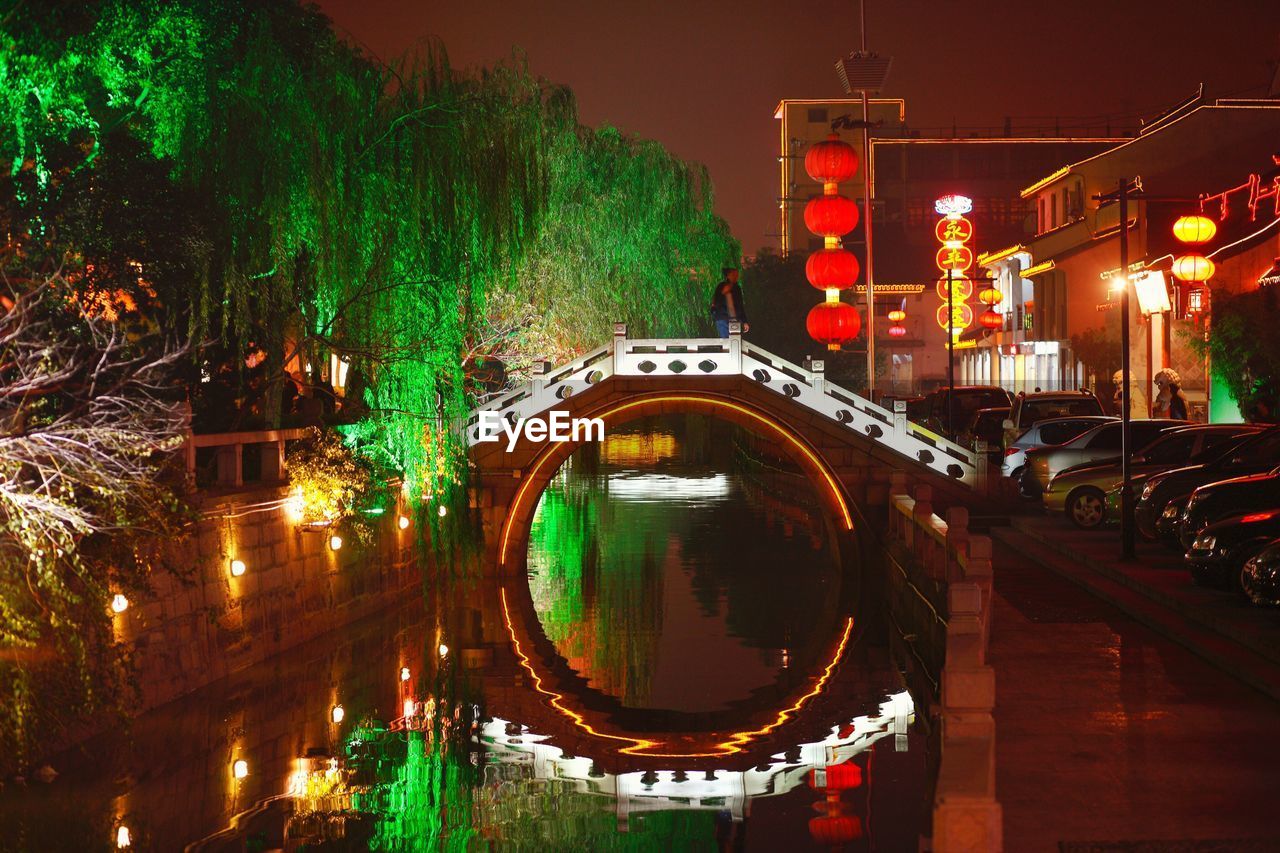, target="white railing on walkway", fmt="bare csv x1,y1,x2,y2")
466,324,981,487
